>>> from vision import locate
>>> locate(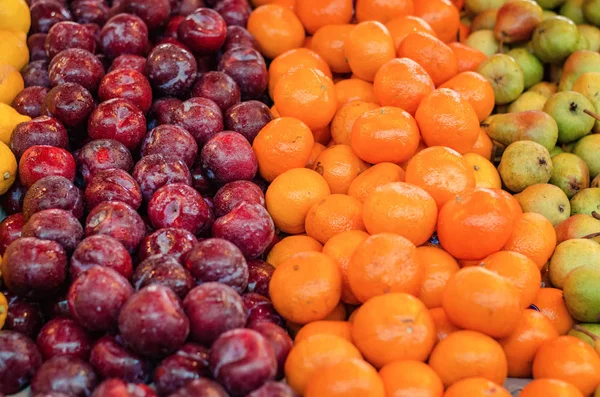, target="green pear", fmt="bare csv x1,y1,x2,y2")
531,16,580,63
555,213,600,243
543,10,558,19
550,146,565,157
482,110,558,150
583,0,600,26
494,0,543,43
578,25,600,52
477,54,525,104
575,32,591,50
558,51,600,92
464,29,500,56
465,0,507,14
571,187,600,216
515,183,571,226
506,48,544,89
528,81,558,98
569,323,600,346
508,91,548,112
564,264,600,322
550,153,591,198
498,140,553,192
572,72,600,133
550,239,600,288
560,0,587,24
472,9,498,31
543,91,596,143
573,134,600,178
536,0,566,9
